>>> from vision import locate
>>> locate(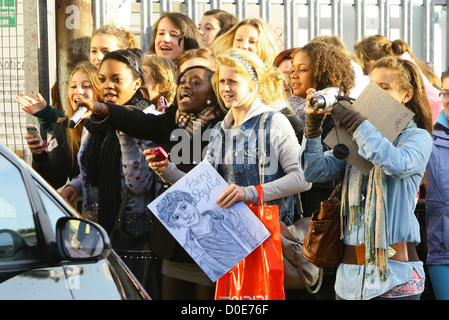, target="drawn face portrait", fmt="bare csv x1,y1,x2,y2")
155,17,185,62
68,71,95,112
371,67,412,105
177,67,214,114
99,59,142,105
232,24,259,54
290,50,313,99
90,34,120,68
169,201,200,228
198,15,221,49
218,65,254,111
